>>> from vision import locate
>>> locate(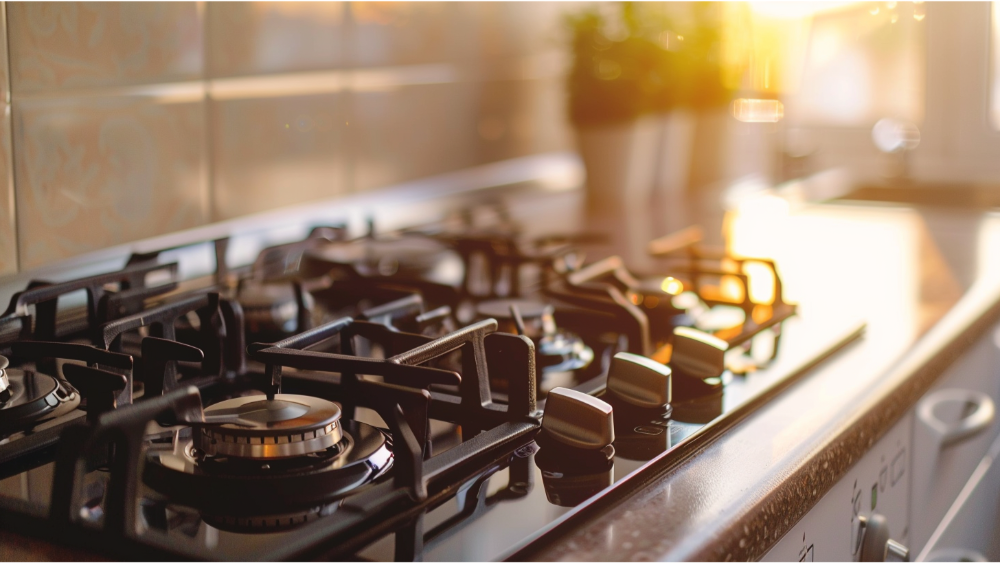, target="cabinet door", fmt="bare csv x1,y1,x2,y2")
917,433,1000,561
910,328,1000,554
